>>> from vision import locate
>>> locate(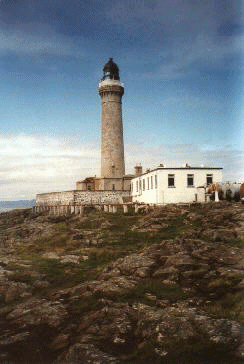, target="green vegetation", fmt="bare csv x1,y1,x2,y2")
201,292,244,323
1,203,244,363
4,203,244,295
124,278,188,304
69,293,103,316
